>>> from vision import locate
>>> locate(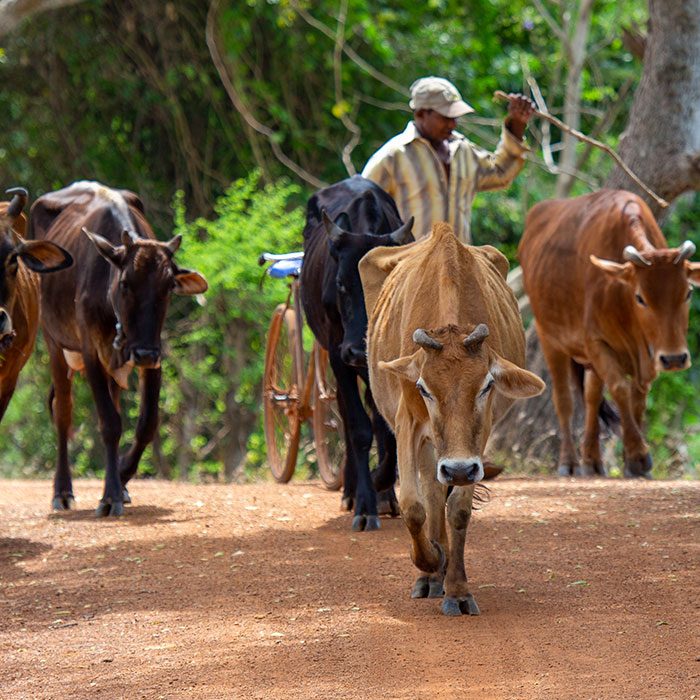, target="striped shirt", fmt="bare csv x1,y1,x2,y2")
361,121,528,243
